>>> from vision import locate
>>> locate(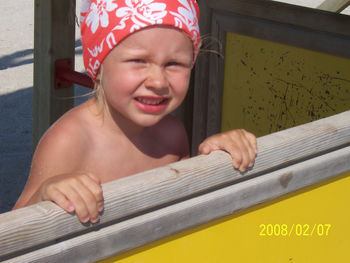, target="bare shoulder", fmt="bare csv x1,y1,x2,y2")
32,101,95,177
13,101,96,209
153,114,190,159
